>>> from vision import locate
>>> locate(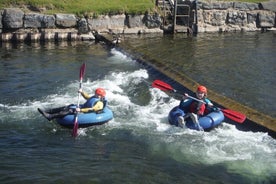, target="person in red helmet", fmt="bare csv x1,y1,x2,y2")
177,85,213,129
38,87,107,121
76,87,106,113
